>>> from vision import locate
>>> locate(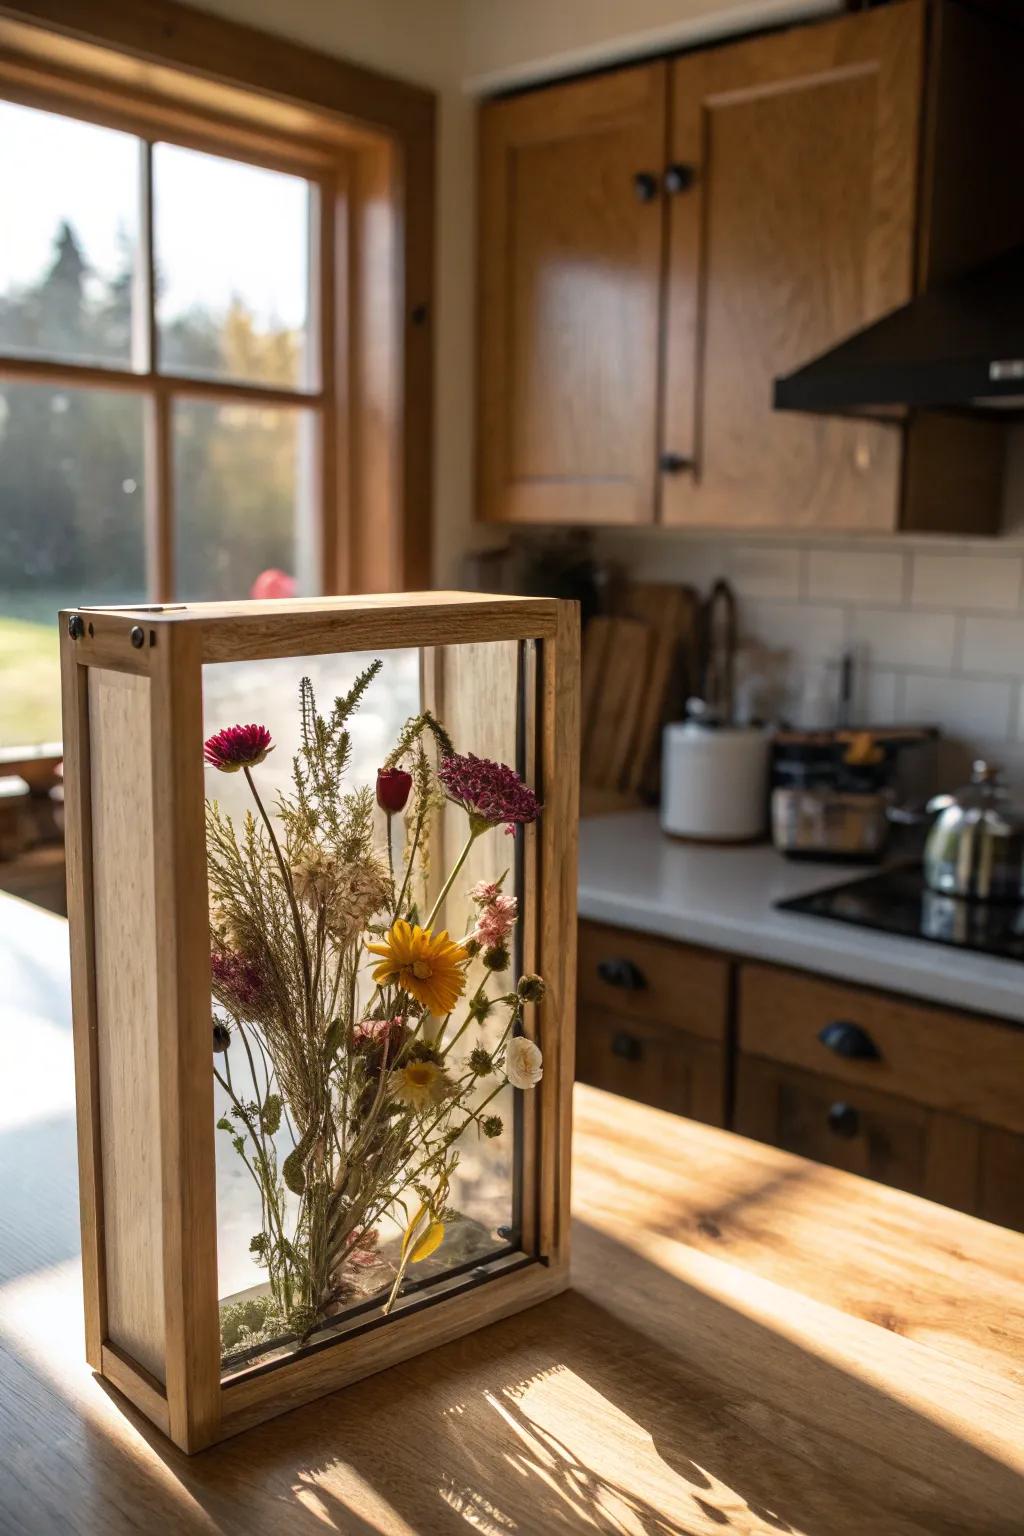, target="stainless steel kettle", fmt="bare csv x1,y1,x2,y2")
923,761,1024,902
